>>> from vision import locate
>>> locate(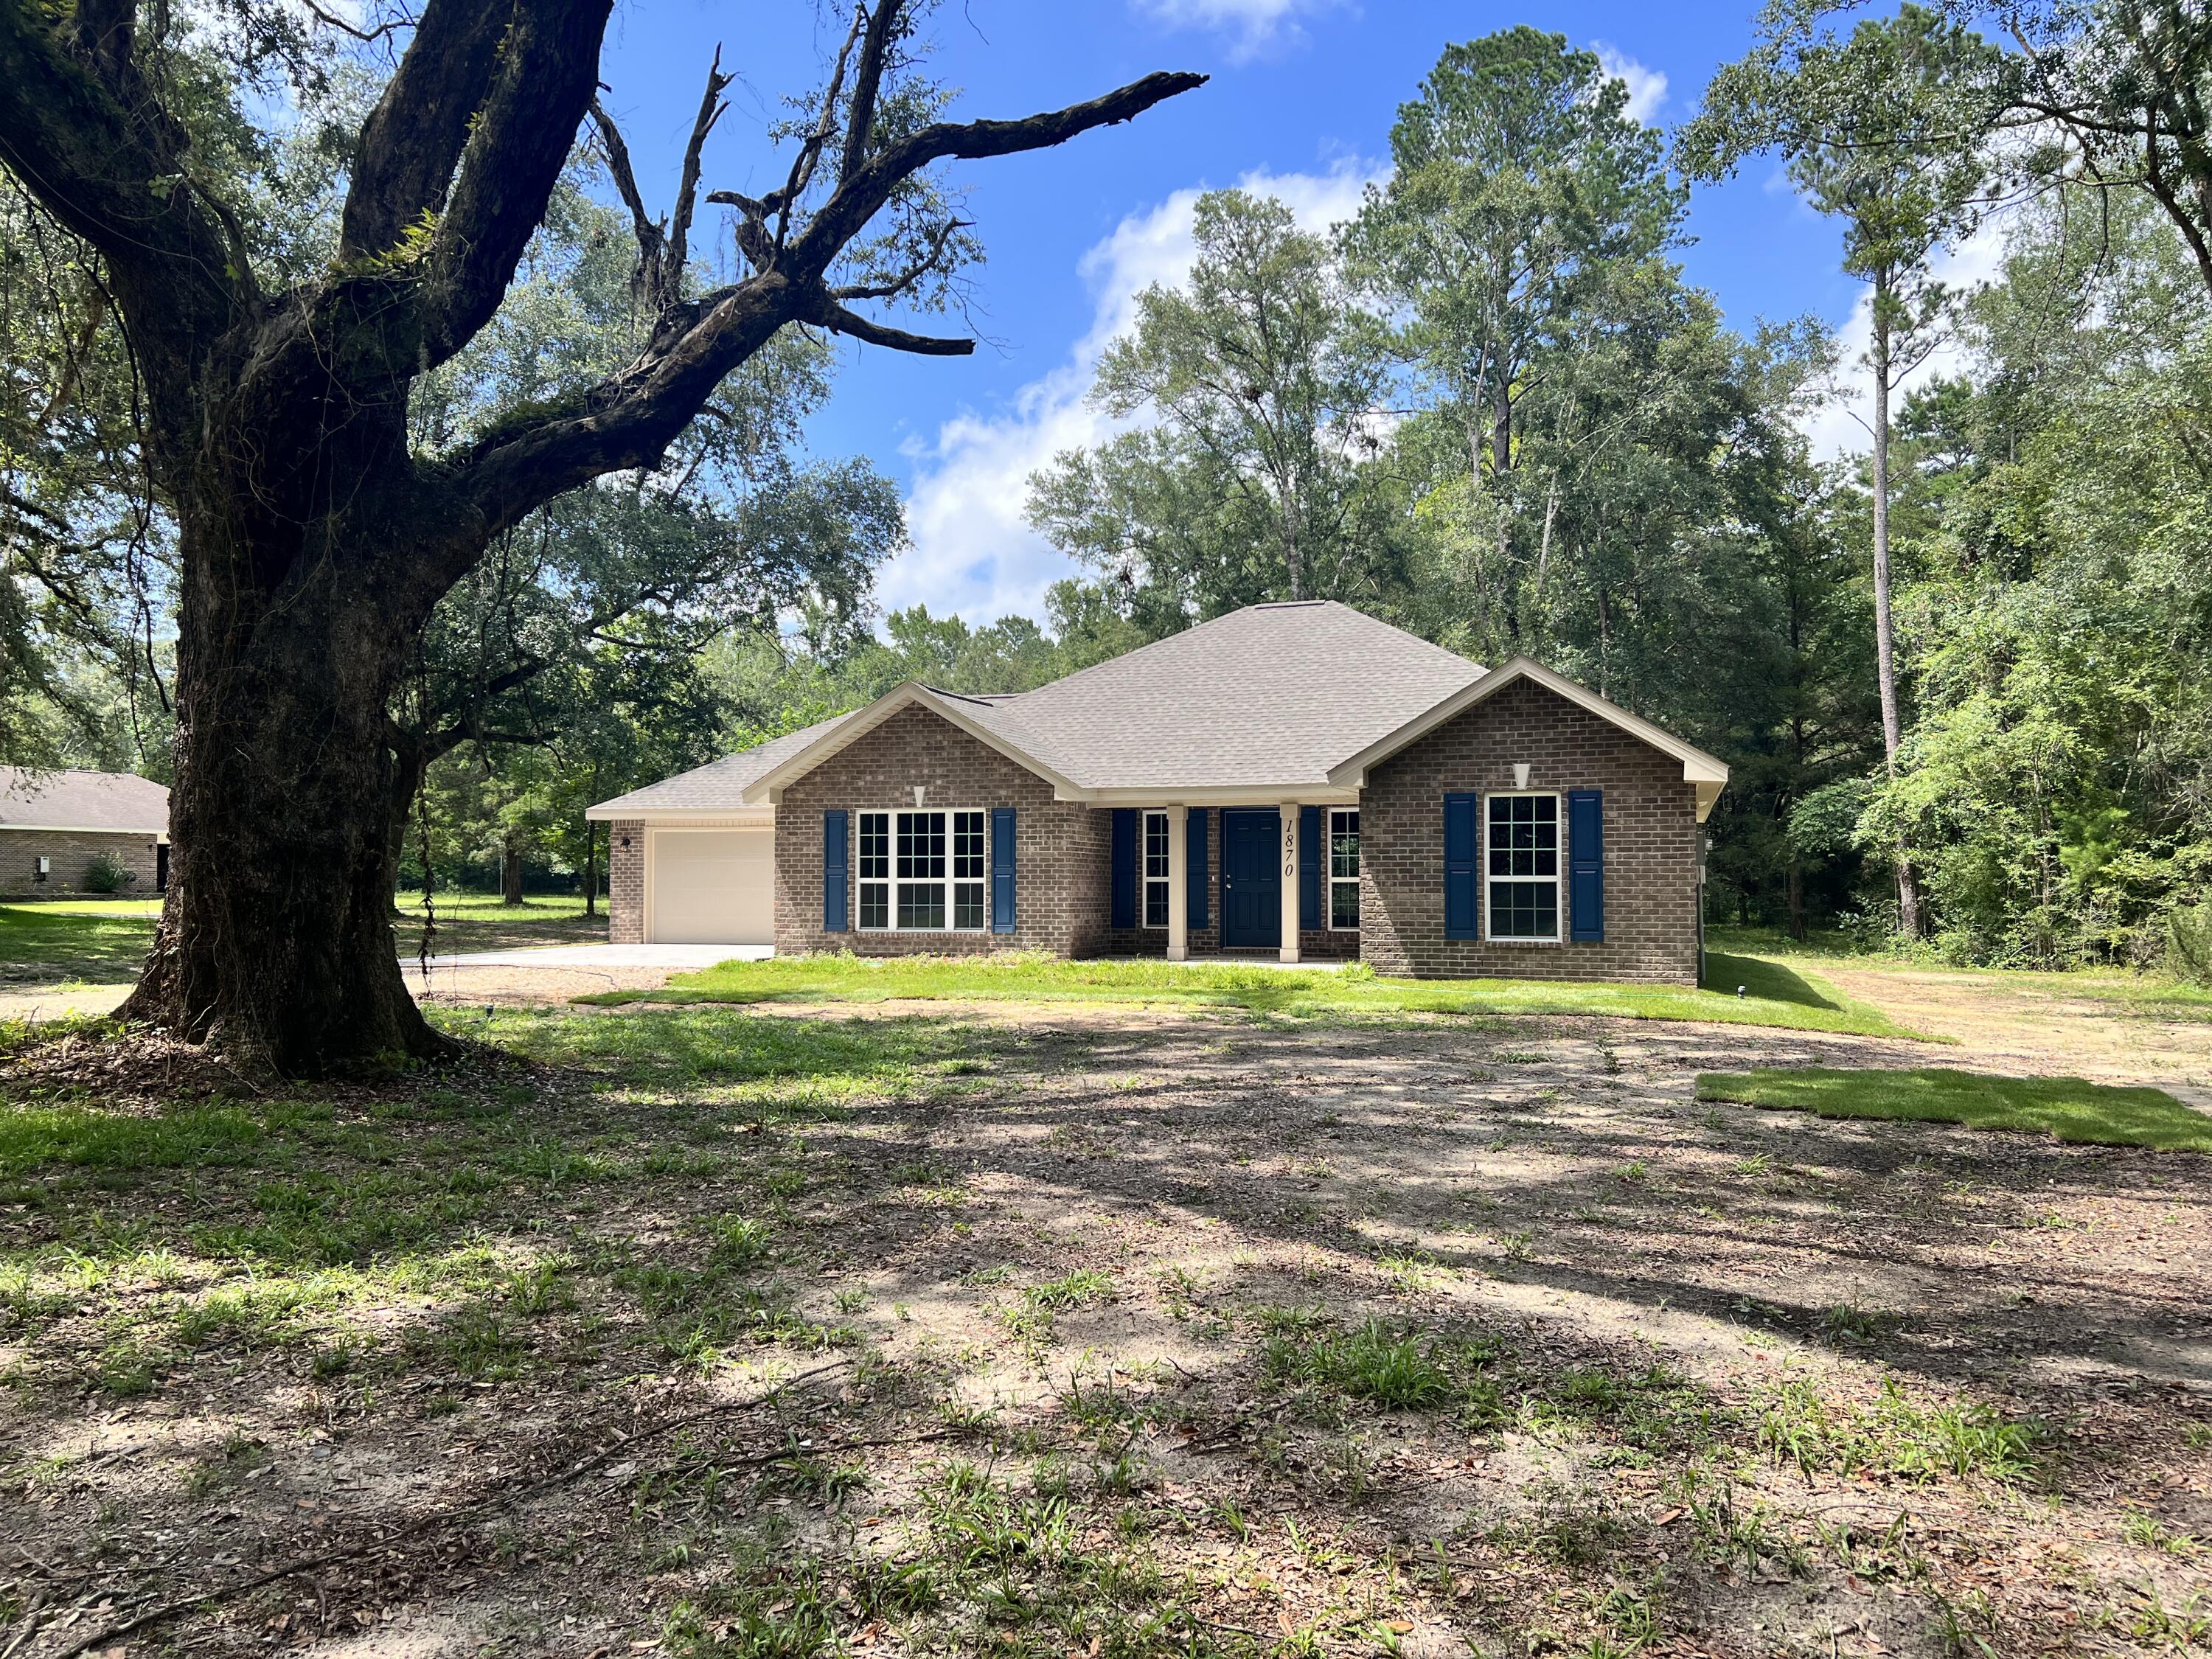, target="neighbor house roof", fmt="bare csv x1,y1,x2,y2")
583,713,854,821
0,767,169,835
588,602,1731,819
